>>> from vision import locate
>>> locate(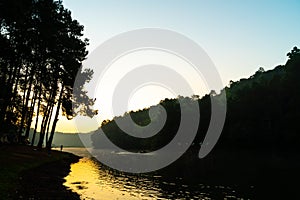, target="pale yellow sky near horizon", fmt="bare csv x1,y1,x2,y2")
55,49,212,133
